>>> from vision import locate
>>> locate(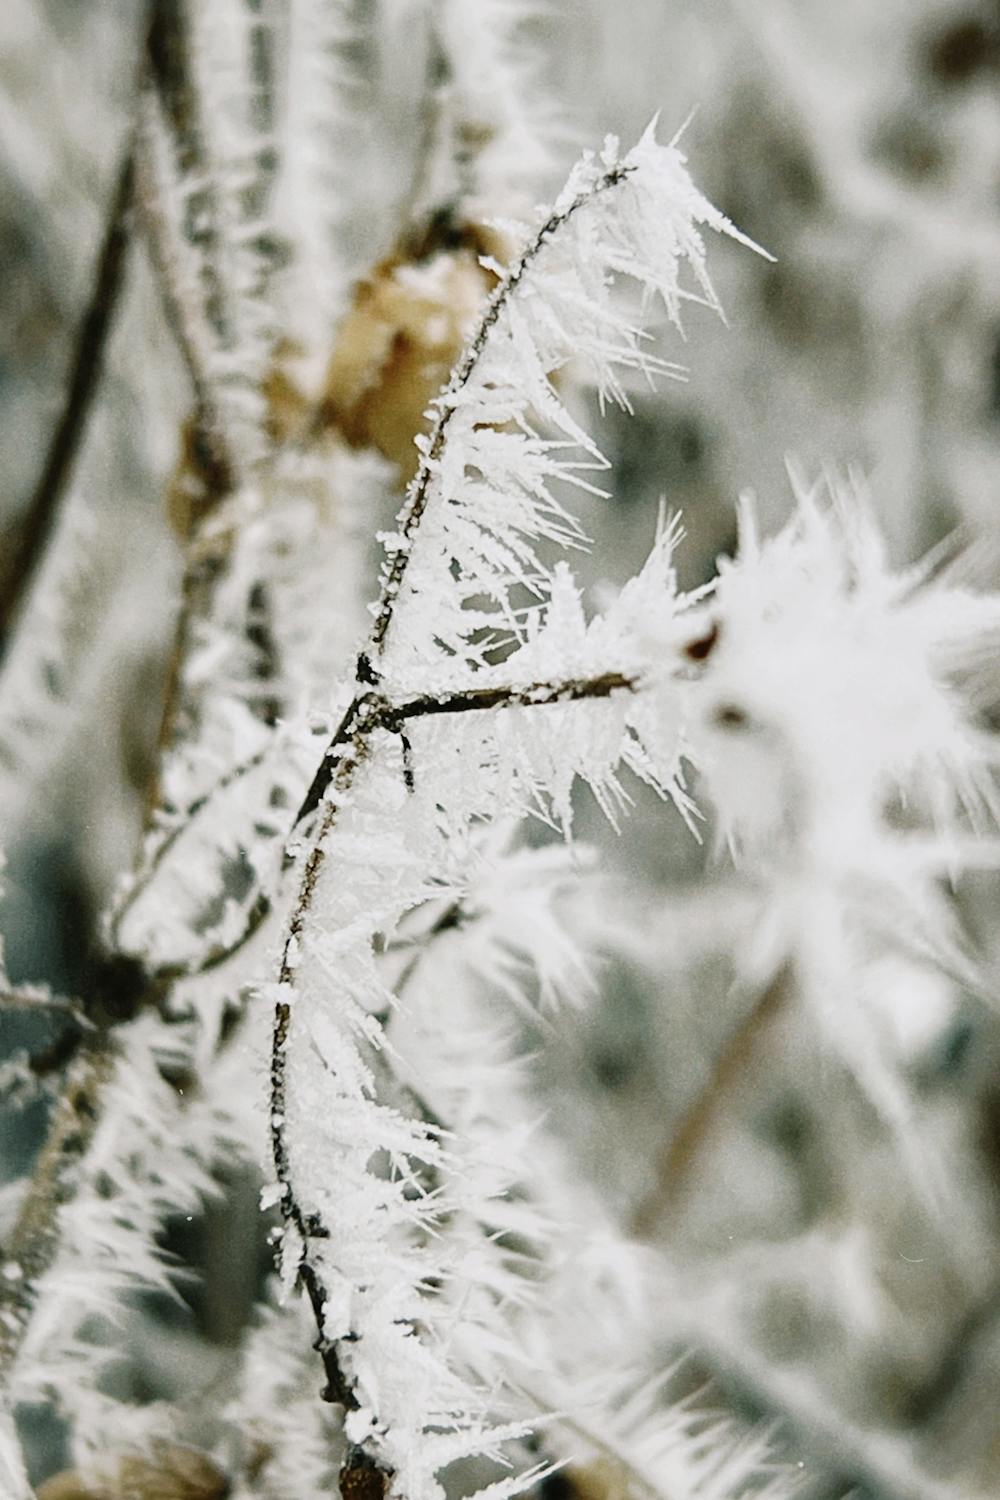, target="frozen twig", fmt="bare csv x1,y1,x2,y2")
0,1035,115,1382
264,126,750,1498
0,986,90,1026
365,159,635,660
269,667,640,1468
